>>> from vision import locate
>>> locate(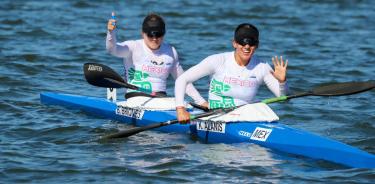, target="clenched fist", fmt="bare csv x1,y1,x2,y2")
107,12,116,31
